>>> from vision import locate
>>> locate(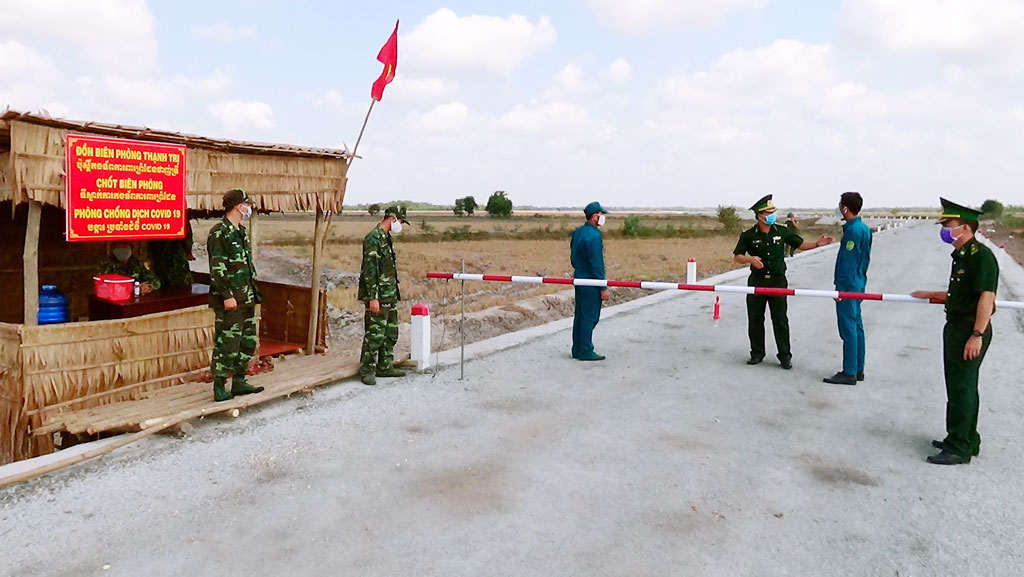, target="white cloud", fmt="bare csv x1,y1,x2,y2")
101,75,184,110
495,100,594,134
409,101,470,134
390,76,456,101
0,41,60,81
581,0,767,34
554,64,588,93
208,100,275,131
0,41,63,110
173,71,233,98
602,58,633,84
191,23,257,43
542,64,594,100
655,40,837,112
841,0,1024,76
310,89,345,108
402,8,557,77
0,0,158,73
